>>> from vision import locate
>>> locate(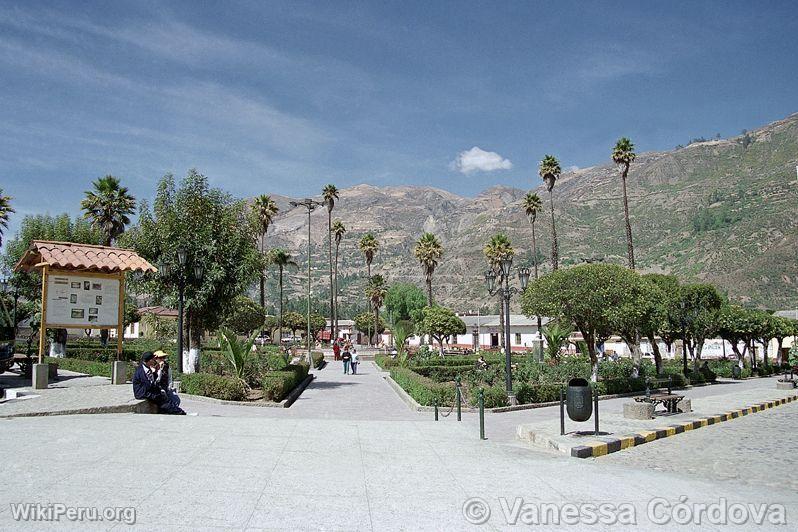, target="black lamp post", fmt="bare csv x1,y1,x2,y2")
159,249,204,374
485,259,530,405
680,300,688,376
